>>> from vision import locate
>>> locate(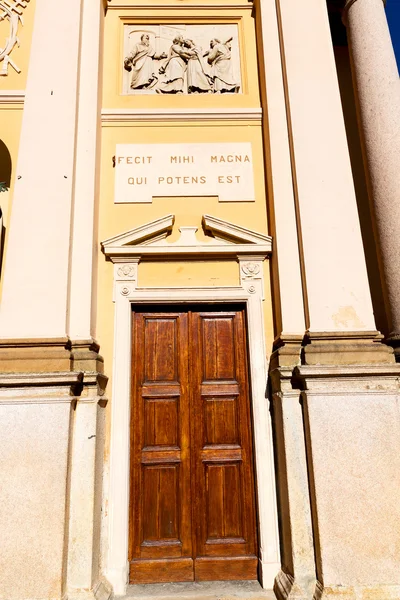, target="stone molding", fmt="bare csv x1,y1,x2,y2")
102,214,272,261
0,371,83,404
107,2,252,8
294,363,400,393
0,337,72,373
0,370,108,404
101,107,262,123
302,330,395,365
0,338,107,392
102,214,174,248
0,89,25,104
275,569,322,600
